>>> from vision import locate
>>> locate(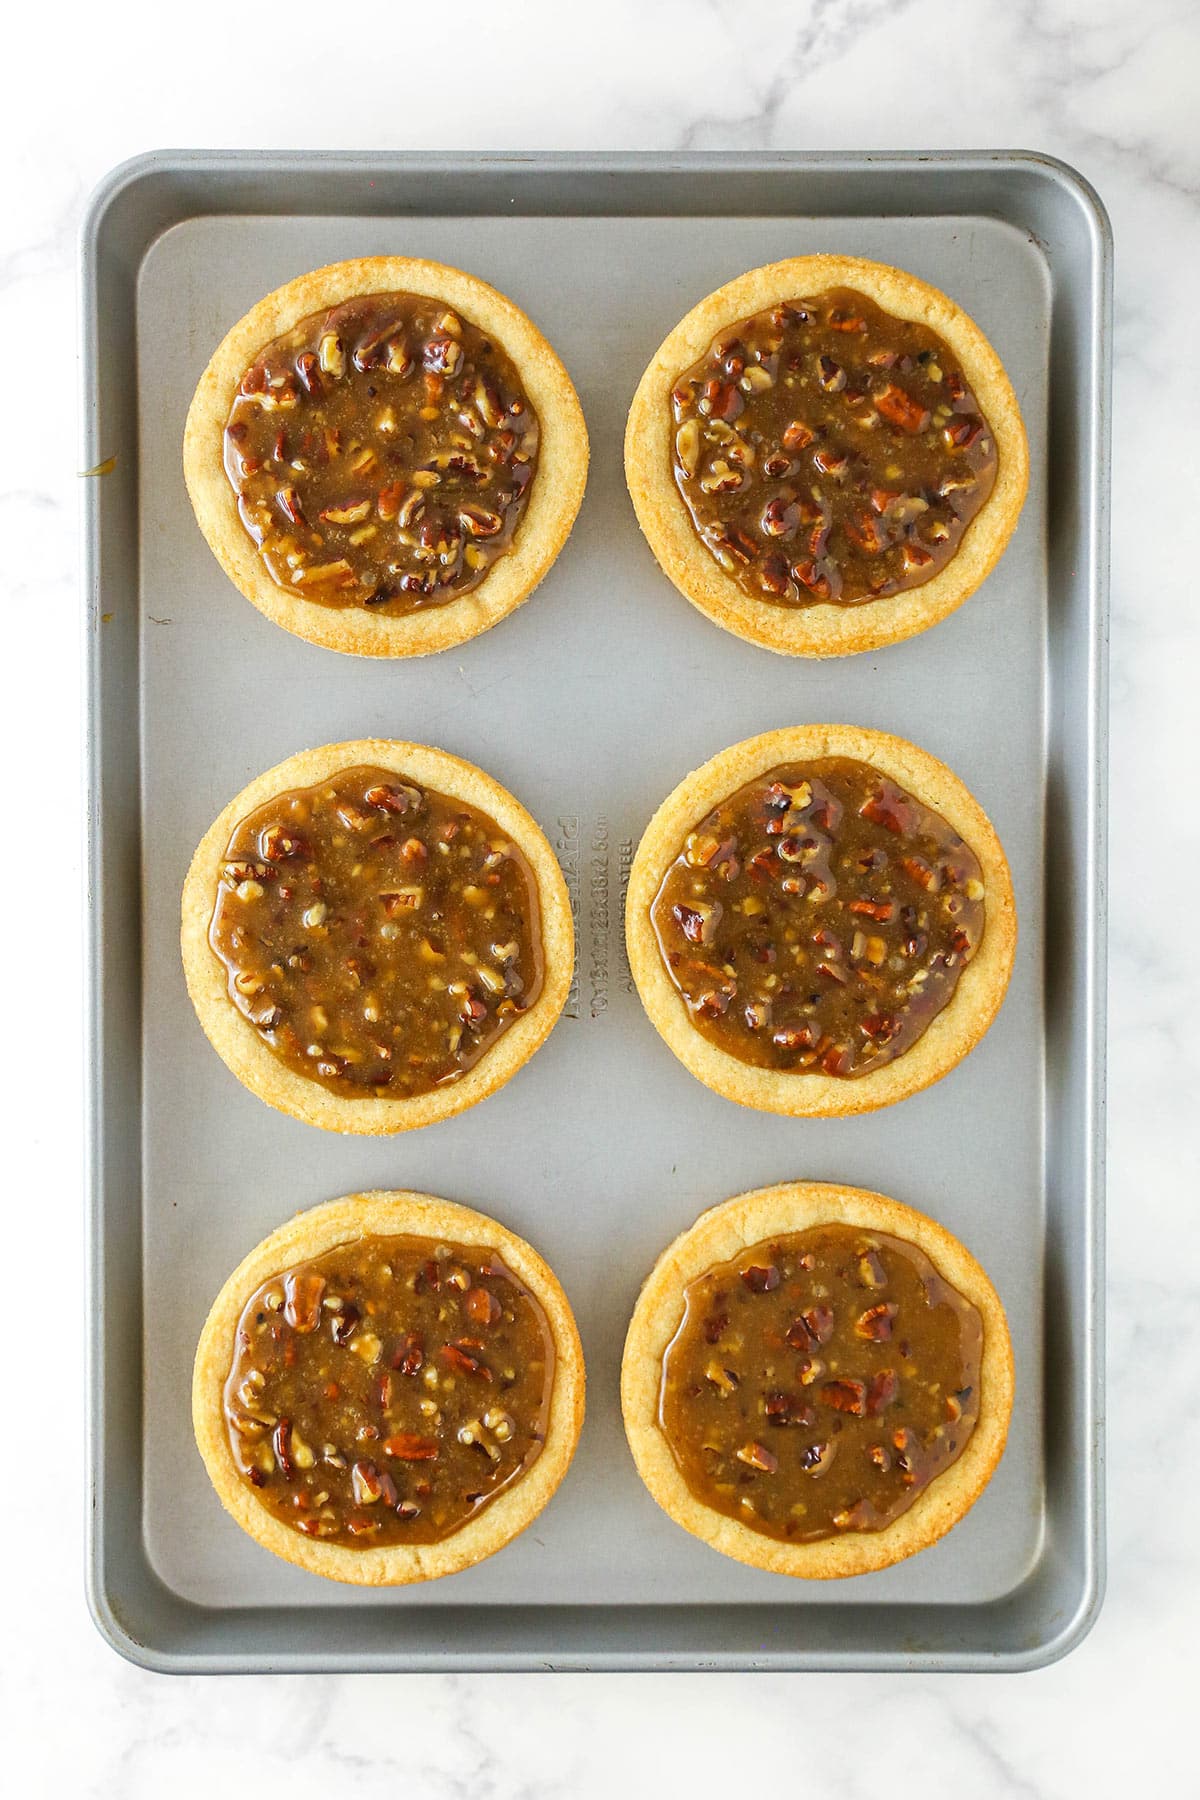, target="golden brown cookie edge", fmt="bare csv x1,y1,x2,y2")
192,1191,586,1585
624,254,1029,658
624,724,1017,1118
184,256,589,657
620,1181,1013,1579
181,739,574,1134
